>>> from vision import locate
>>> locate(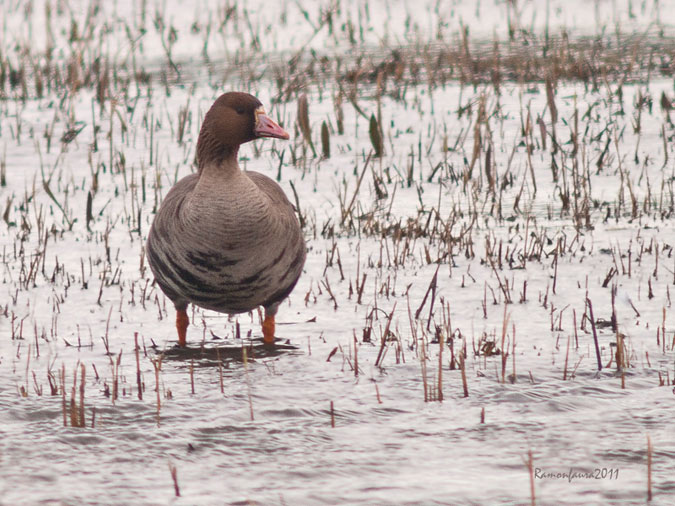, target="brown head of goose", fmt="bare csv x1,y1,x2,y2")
146,92,306,346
